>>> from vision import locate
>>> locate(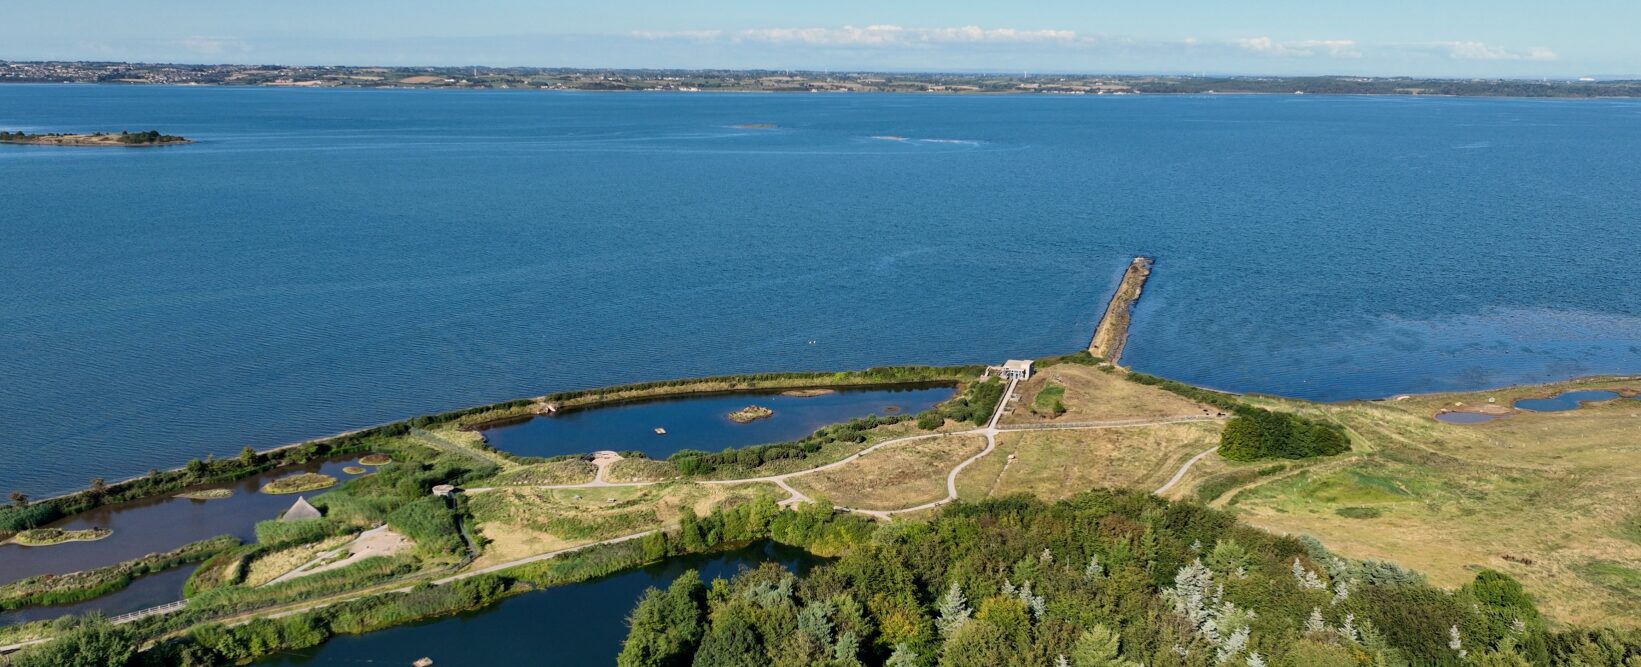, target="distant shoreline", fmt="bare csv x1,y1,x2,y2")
2,62,1636,99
